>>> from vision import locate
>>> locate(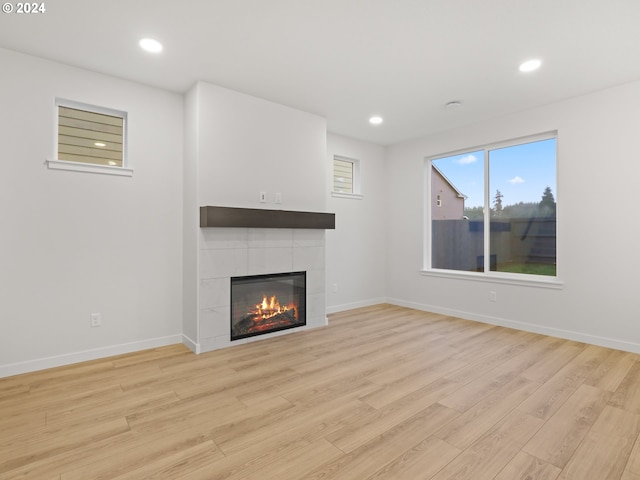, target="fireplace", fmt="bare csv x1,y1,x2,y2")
230,271,306,341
